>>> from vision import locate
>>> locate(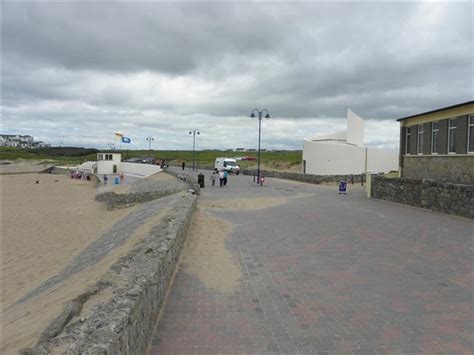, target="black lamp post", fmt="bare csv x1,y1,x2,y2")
189,129,200,171
146,136,154,158
250,109,270,184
